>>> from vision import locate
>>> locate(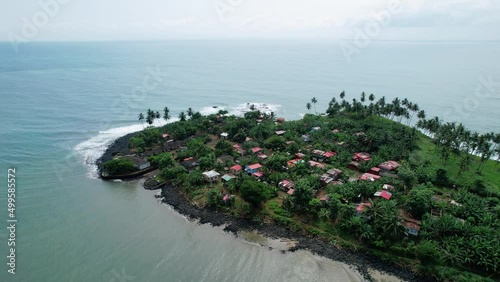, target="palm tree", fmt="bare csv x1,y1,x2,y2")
146,109,154,125
155,111,161,126
360,92,366,103
163,107,171,123
306,102,312,113
138,113,145,128
179,111,187,122
340,91,345,100
311,97,318,114
187,107,193,117
368,93,375,102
